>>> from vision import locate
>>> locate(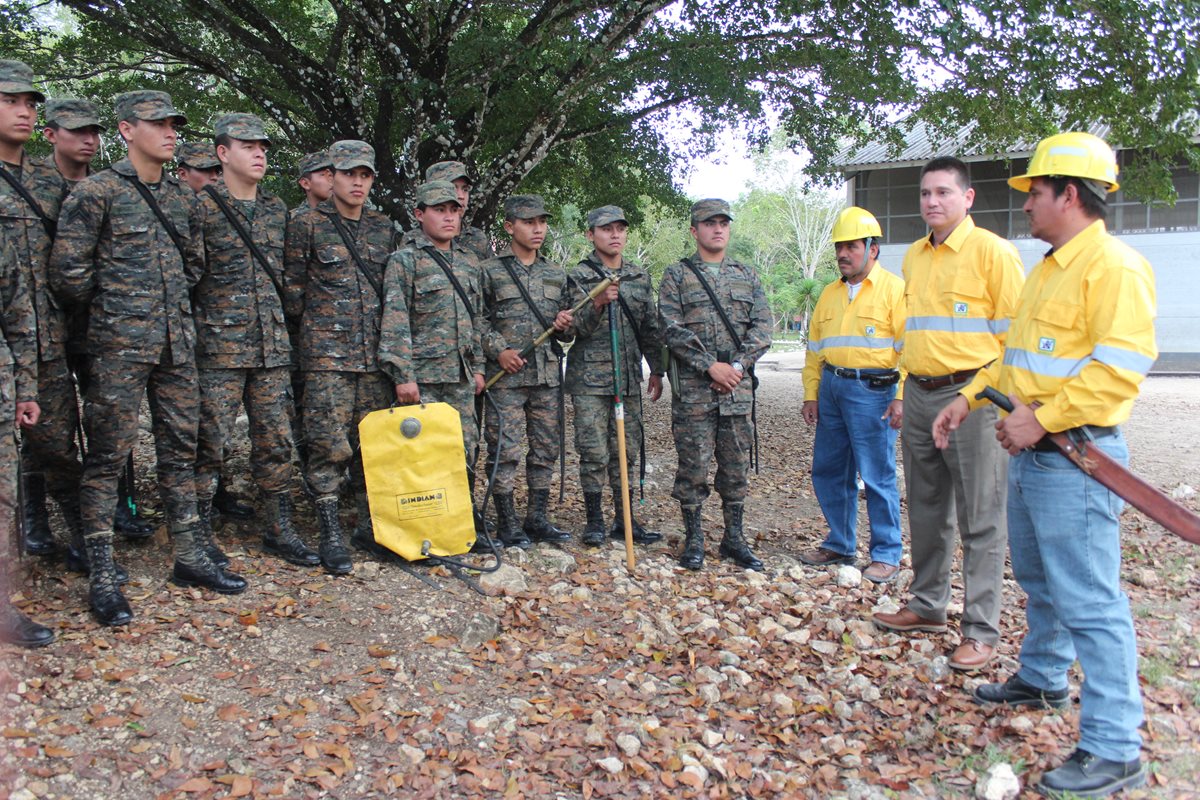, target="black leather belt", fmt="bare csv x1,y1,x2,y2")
911,368,980,391
1032,425,1119,452
823,364,899,381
